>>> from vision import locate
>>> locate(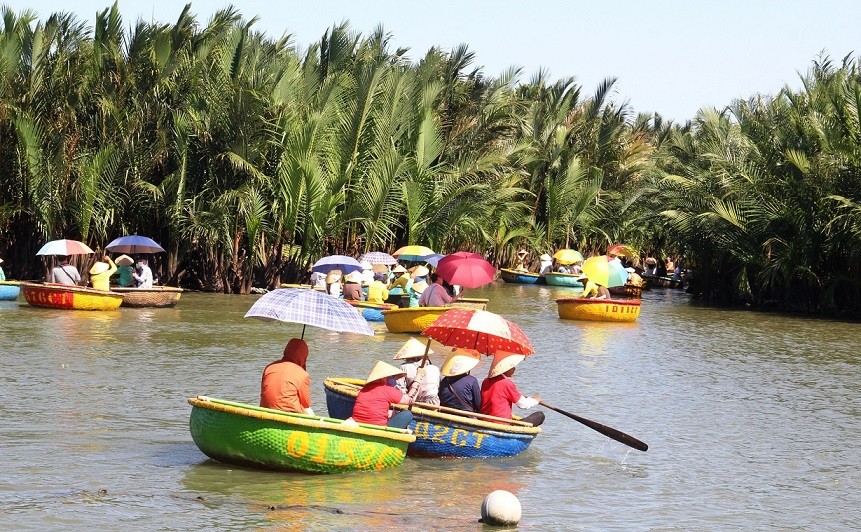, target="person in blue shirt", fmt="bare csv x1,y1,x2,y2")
438,348,482,413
